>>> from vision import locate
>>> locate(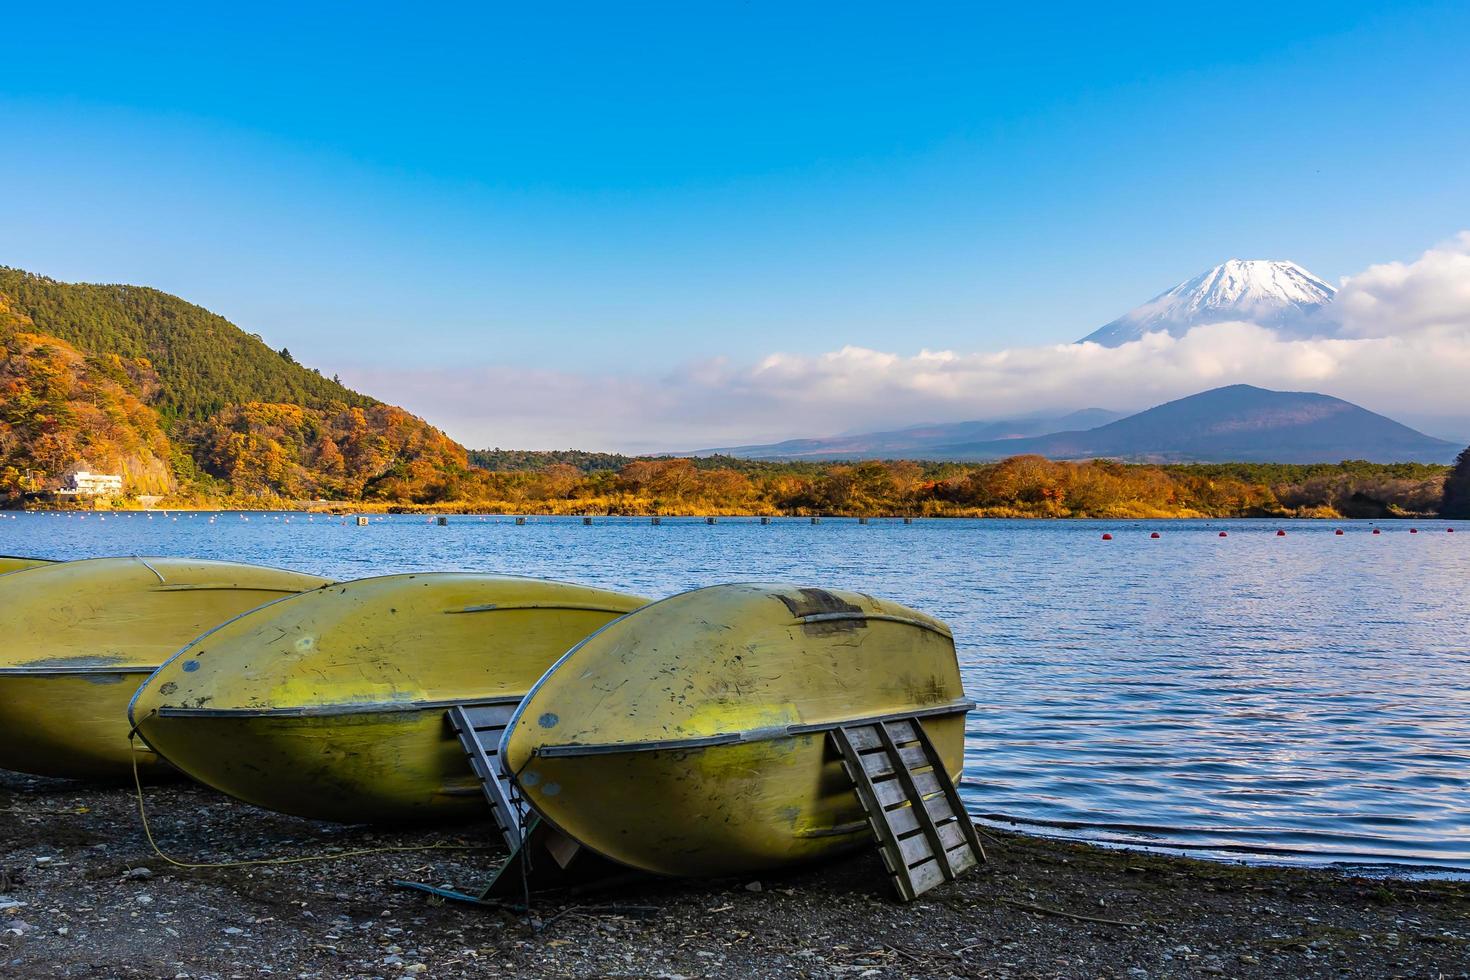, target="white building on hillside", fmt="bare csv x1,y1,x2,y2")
59,471,125,497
